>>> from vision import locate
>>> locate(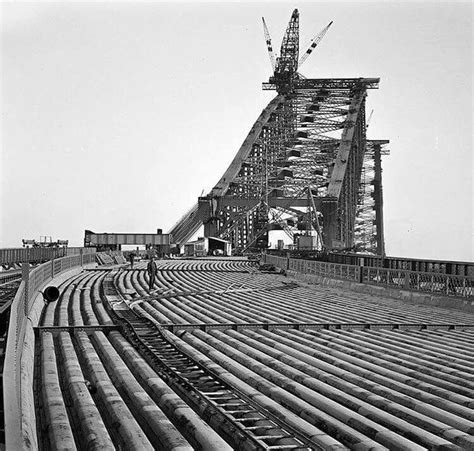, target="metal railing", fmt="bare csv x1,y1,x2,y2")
267,249,474,277
264,254,360,282
263,253,473,298
289,258,359,282
362,267,474,298
4,251,96,450
264,254,289,270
